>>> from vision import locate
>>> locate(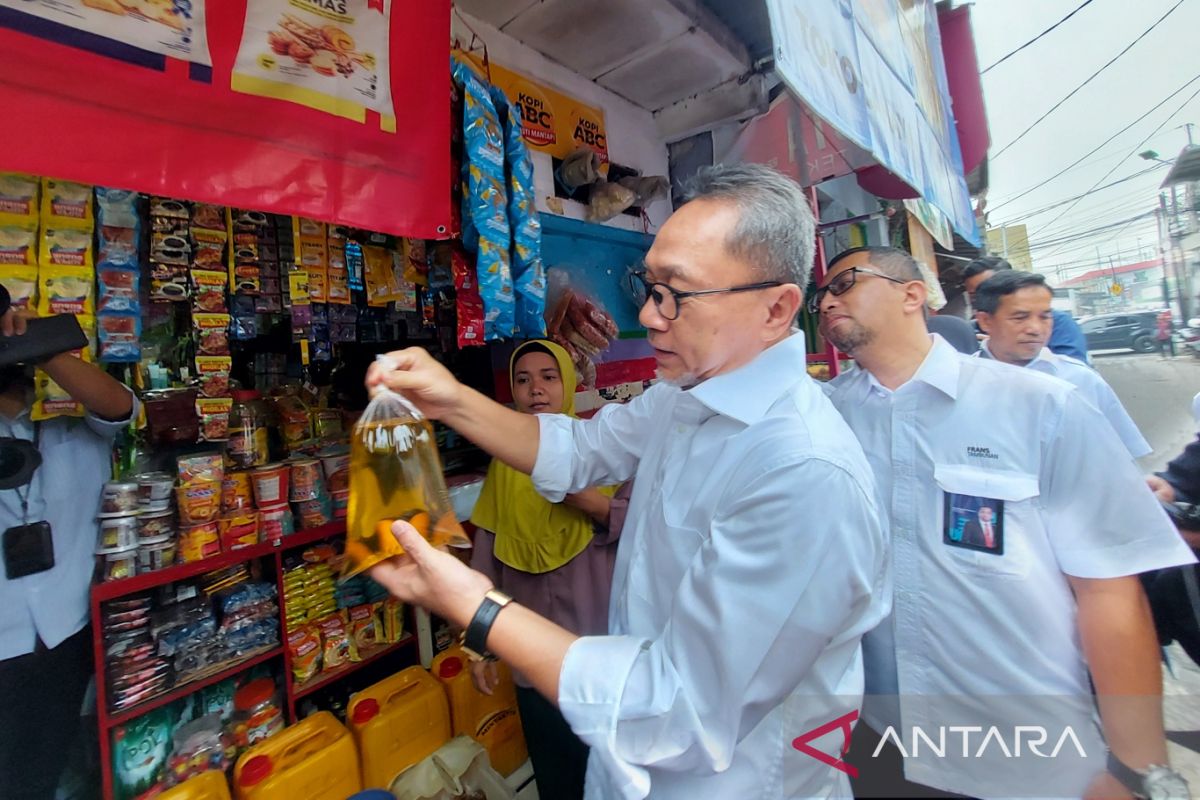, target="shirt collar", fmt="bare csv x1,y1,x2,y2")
908,334,960,399
978,342,1056,373
686,331,809,425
